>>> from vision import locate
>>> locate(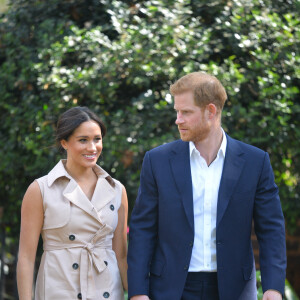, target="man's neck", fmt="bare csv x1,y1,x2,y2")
194,127,223,166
